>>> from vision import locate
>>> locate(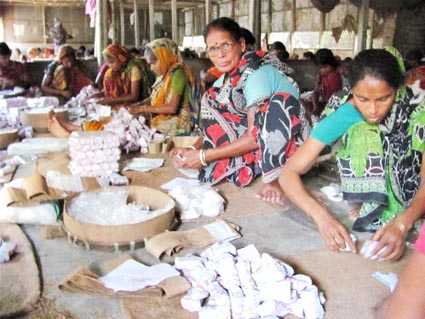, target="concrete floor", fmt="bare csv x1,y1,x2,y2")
12,163,379,319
